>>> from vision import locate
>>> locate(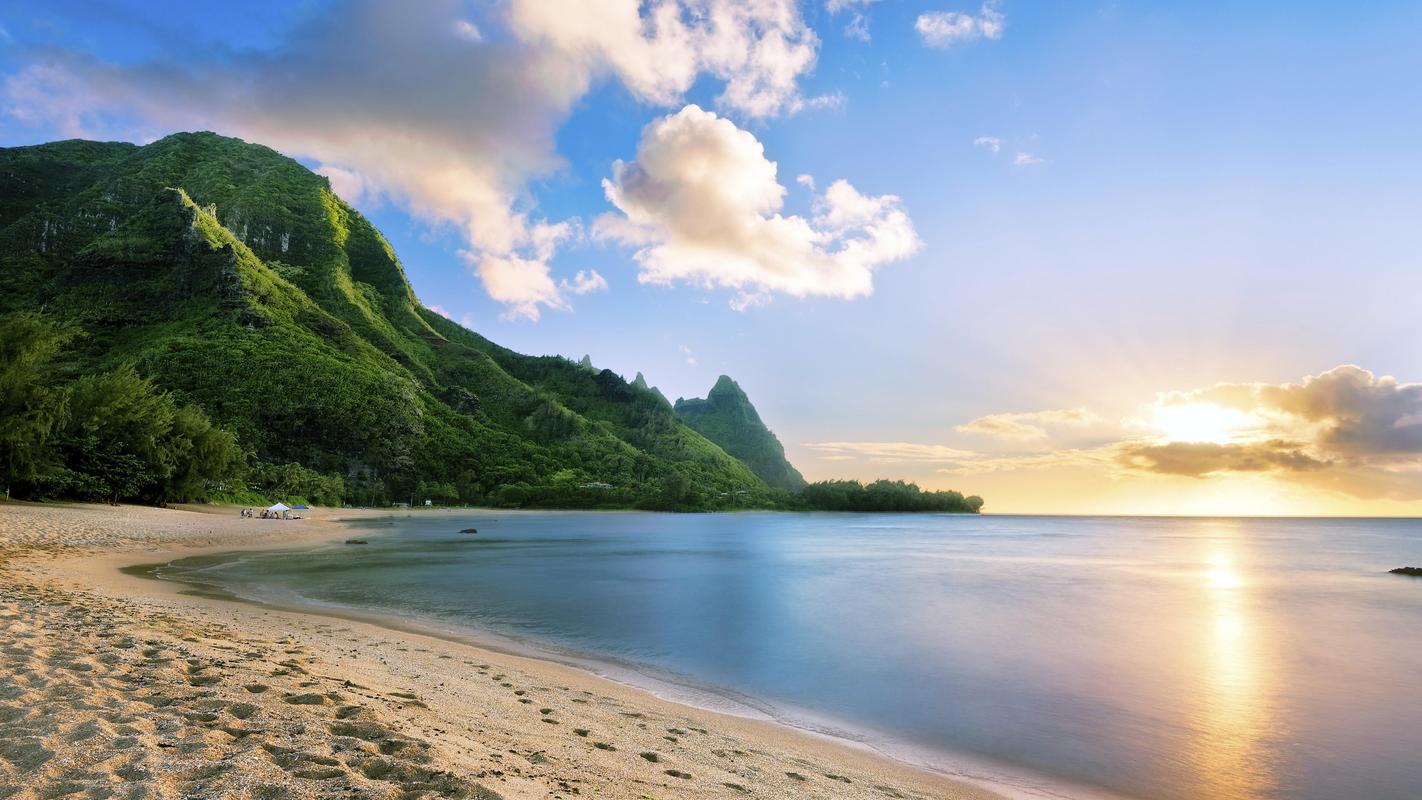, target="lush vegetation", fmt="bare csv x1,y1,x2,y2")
800,479,984,513
674,375,806,491
0,133,784,509
0,132,982,513
1,311,243,503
